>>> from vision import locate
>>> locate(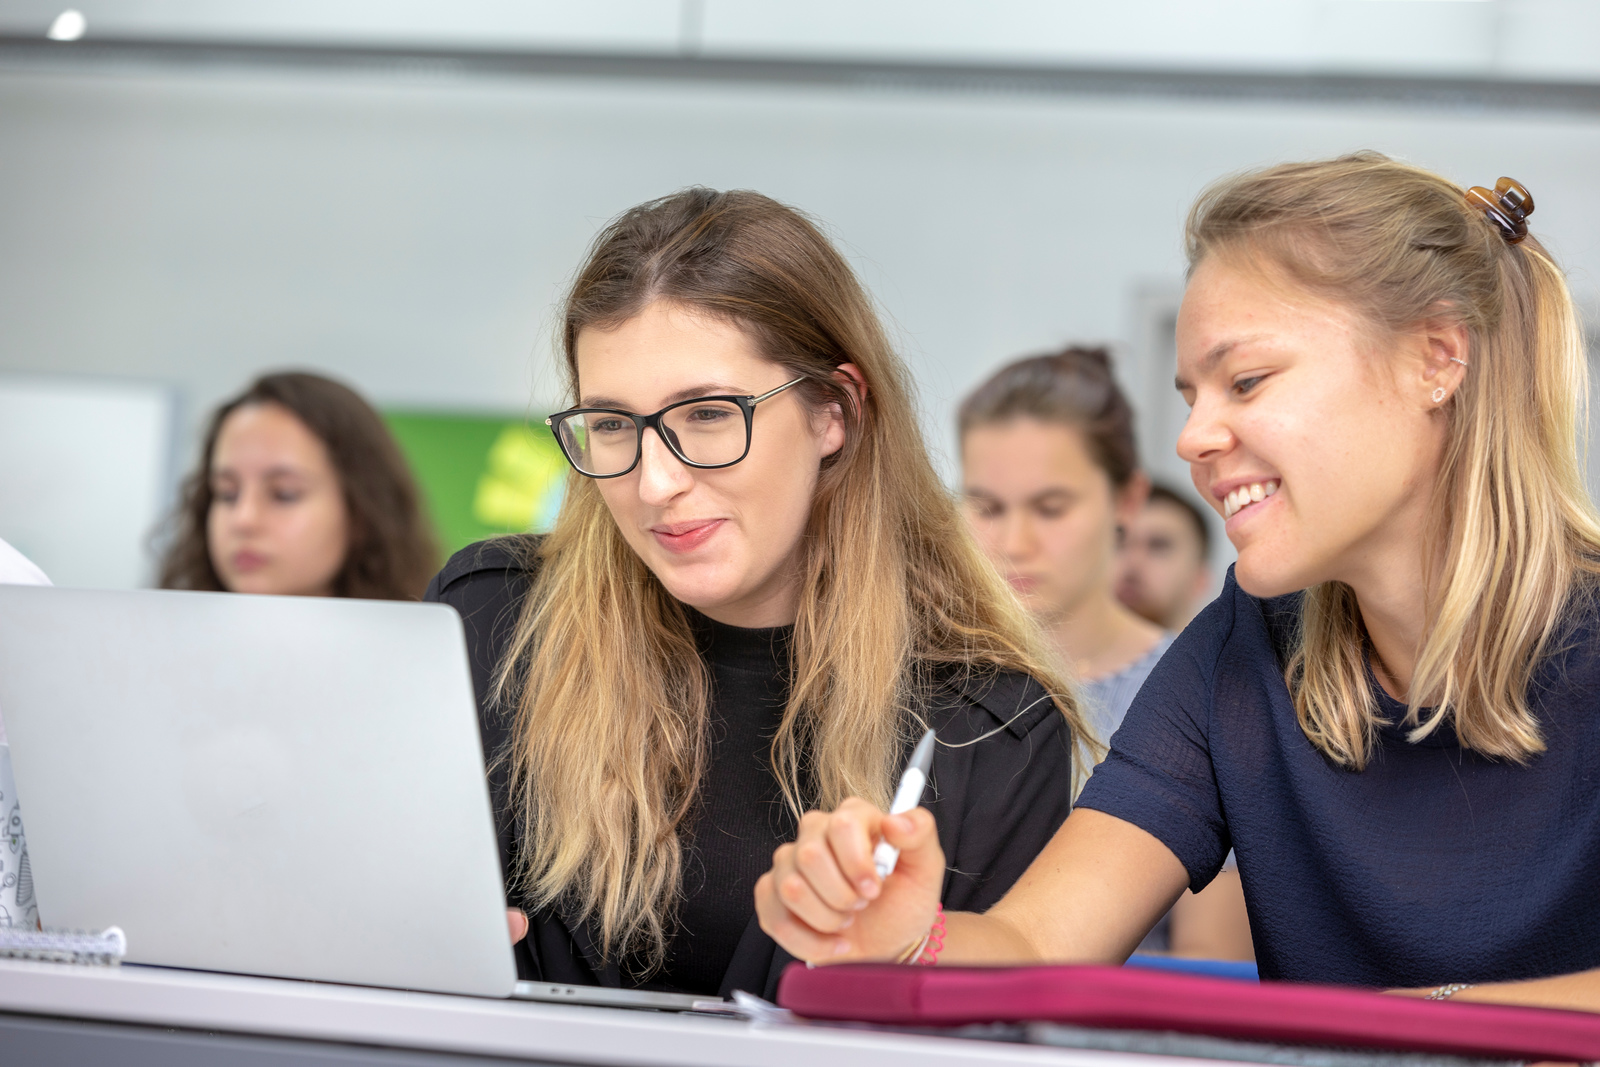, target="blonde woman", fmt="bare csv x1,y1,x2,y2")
425,189,1089,999
756,154,1600,1009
